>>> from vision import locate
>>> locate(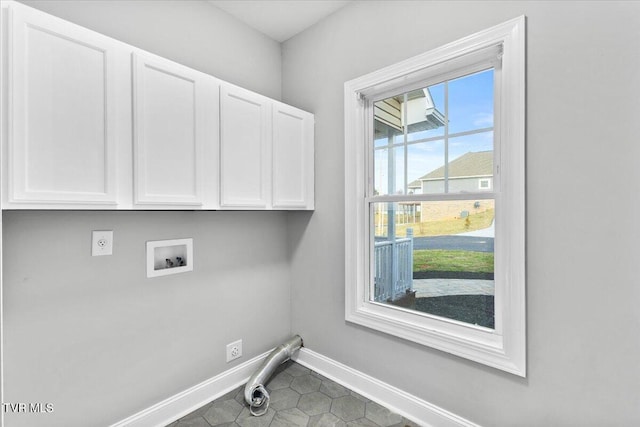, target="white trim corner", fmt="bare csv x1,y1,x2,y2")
109,350,271,427
292,348,481,427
